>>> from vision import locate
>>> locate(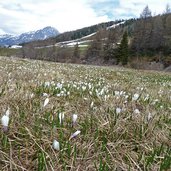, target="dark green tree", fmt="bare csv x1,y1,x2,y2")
118,31,129,65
